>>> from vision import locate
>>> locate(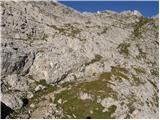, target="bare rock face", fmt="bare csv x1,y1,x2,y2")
0,1,159,119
